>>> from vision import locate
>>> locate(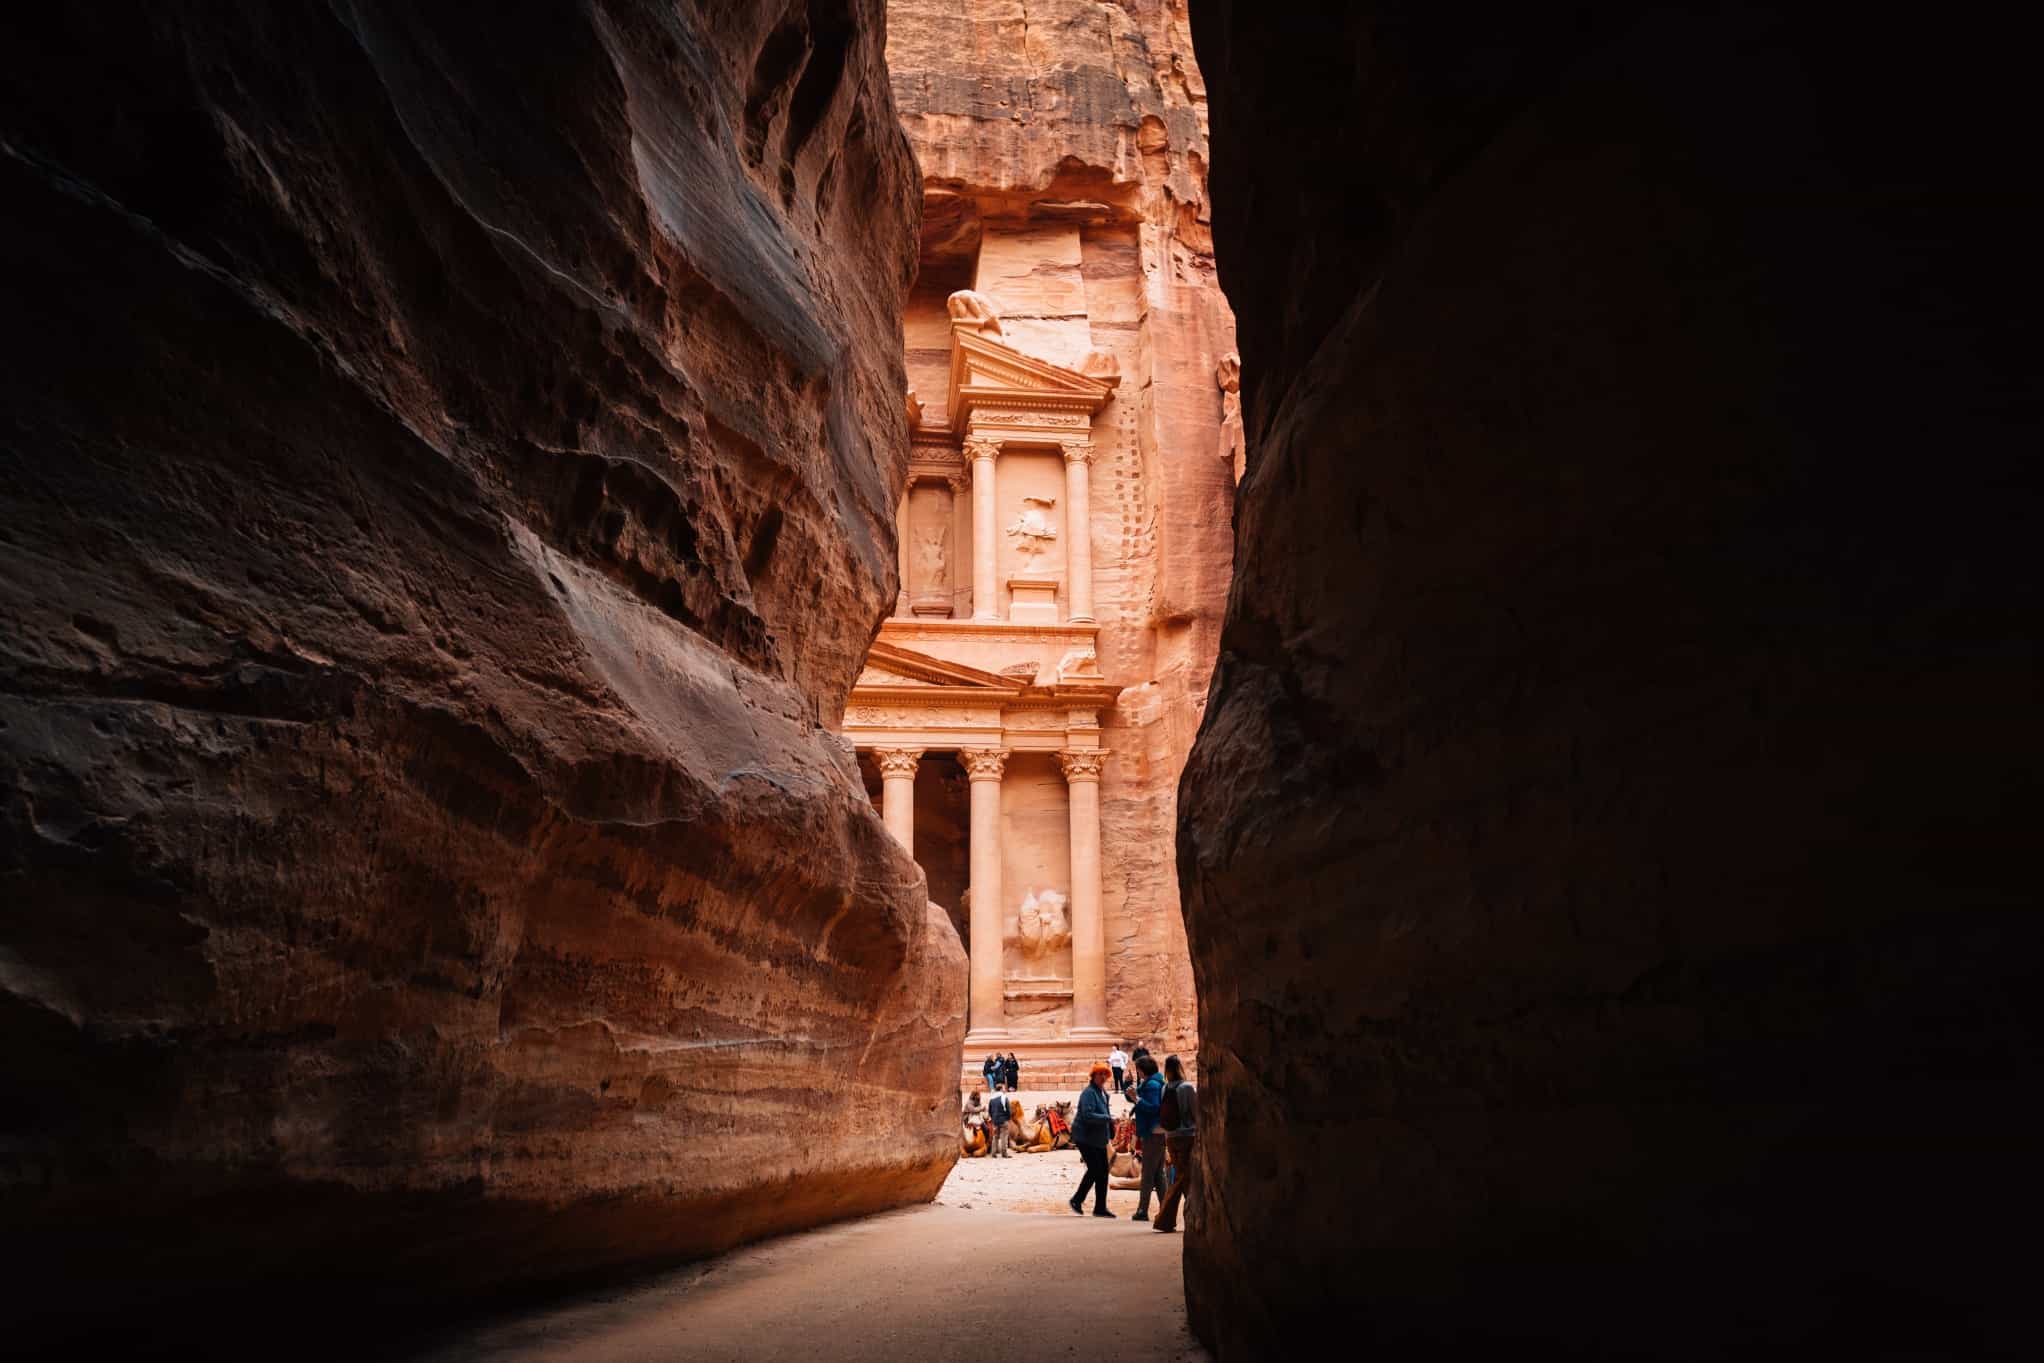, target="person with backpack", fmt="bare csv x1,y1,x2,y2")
1068,1063,1117,1218
1126,1054,1167,1222
986,1087,1012,1158
1152,1054,1198,1233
